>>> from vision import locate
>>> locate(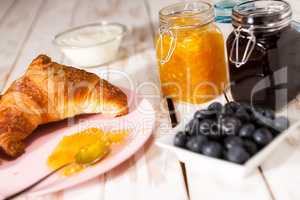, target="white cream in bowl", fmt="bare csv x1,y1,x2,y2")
54,23,127,67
